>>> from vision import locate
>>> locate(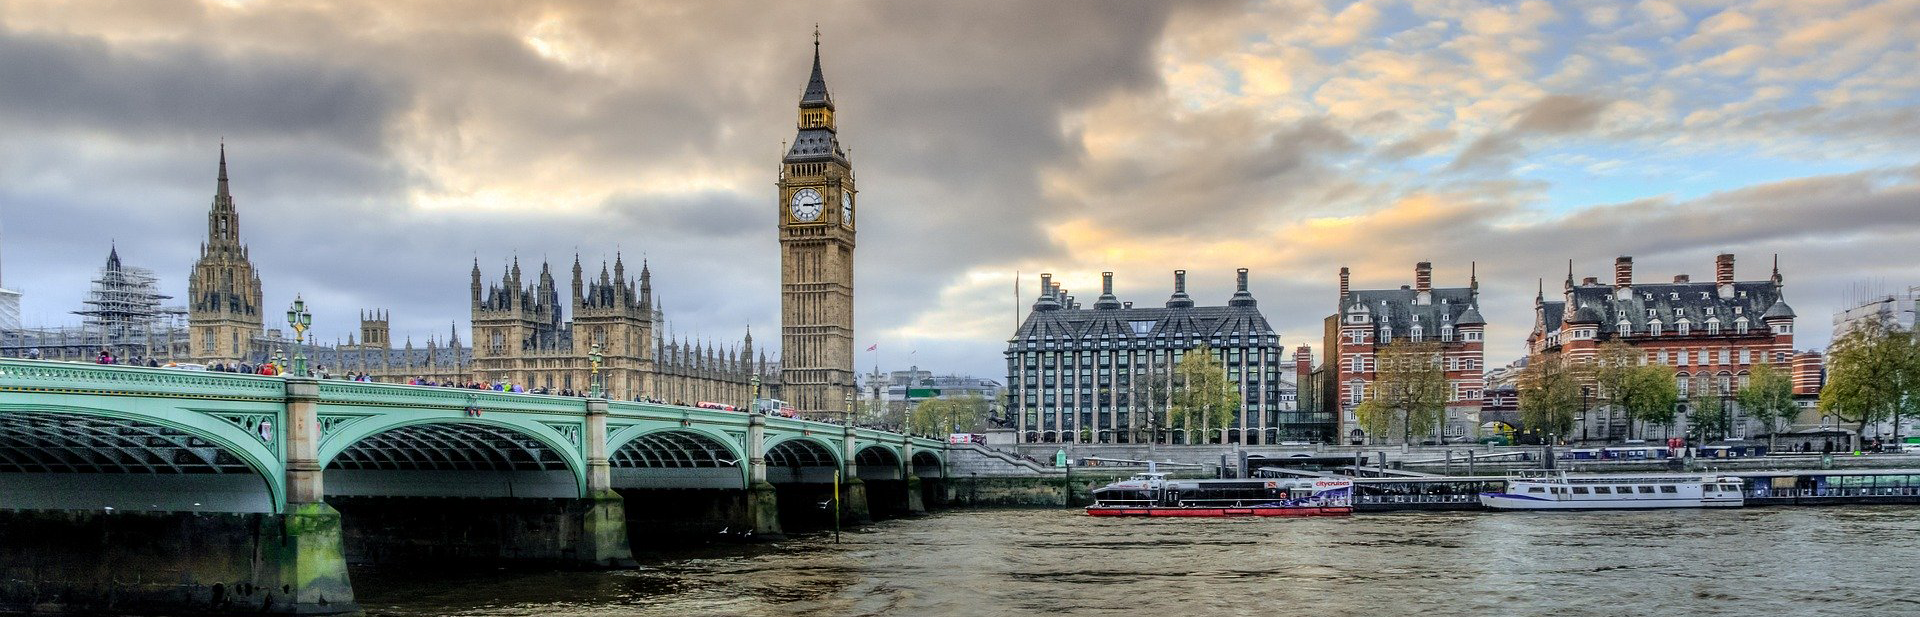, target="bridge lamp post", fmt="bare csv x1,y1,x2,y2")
844,392,855,428
588,343,604,398
749,374,761,411
285,296,311,377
